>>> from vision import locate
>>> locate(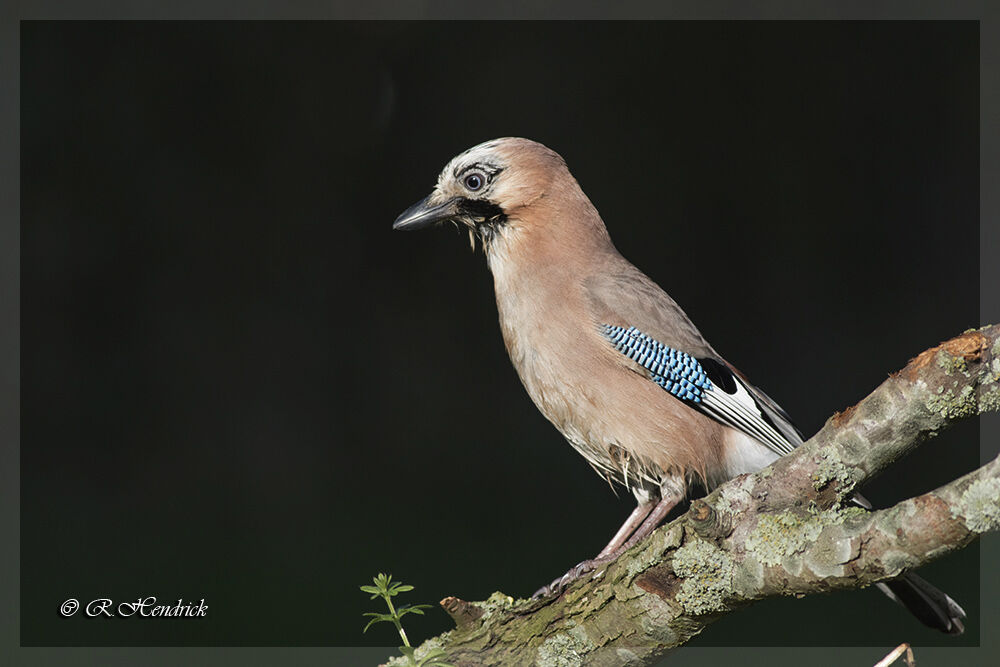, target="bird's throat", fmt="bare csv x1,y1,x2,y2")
457,198,507,252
